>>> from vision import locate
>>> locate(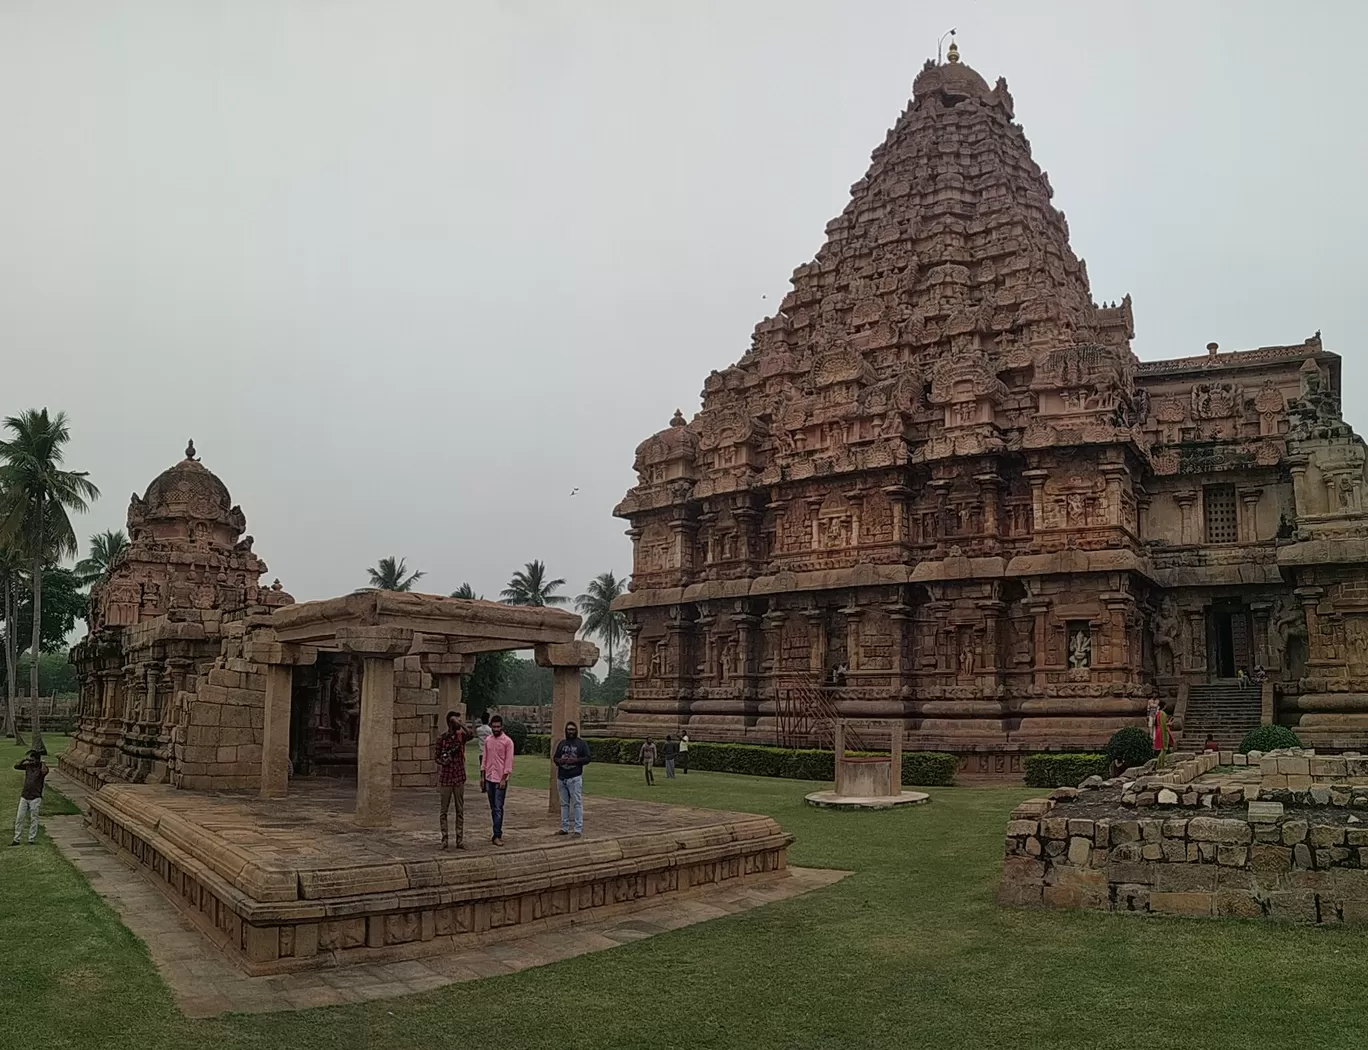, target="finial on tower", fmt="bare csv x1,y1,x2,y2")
947,40,960,63
185,439,197,461
669,409,686,428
